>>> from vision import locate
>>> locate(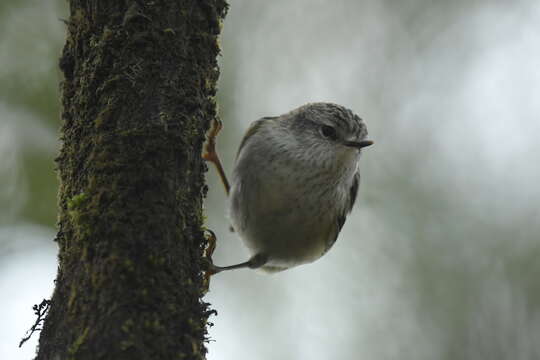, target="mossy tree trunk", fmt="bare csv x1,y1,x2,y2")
36,1,227,359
